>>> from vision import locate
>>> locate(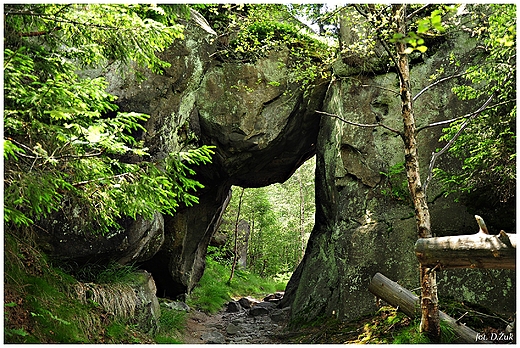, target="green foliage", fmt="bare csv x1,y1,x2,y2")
4,4,185,73
188,257,286,314
3,232,154,343
154,307,187,343
353,4,454,58
4,5,215,234
218,157,315,277
196,4,334,85
380,162,410,202
391,321,430,344
61,261,134,284
434,4,516,204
